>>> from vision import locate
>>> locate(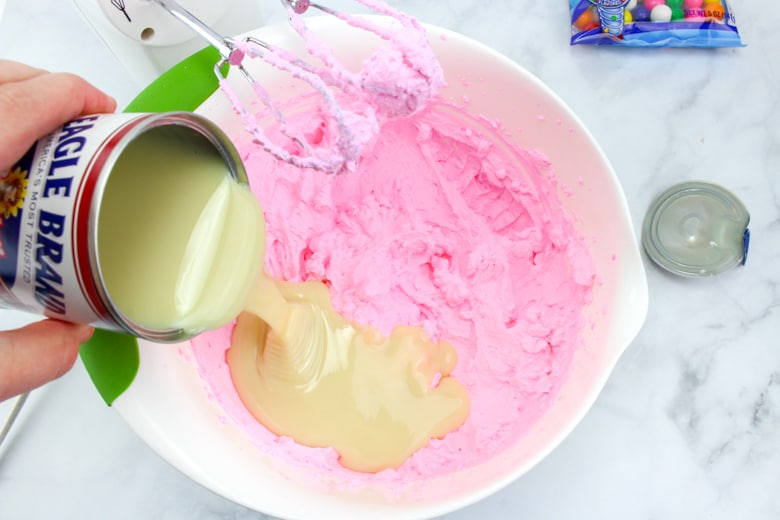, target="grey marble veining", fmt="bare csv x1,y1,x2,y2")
1,0,779,518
